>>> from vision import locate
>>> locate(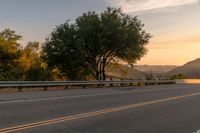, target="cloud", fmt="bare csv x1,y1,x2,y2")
106,0,198,12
